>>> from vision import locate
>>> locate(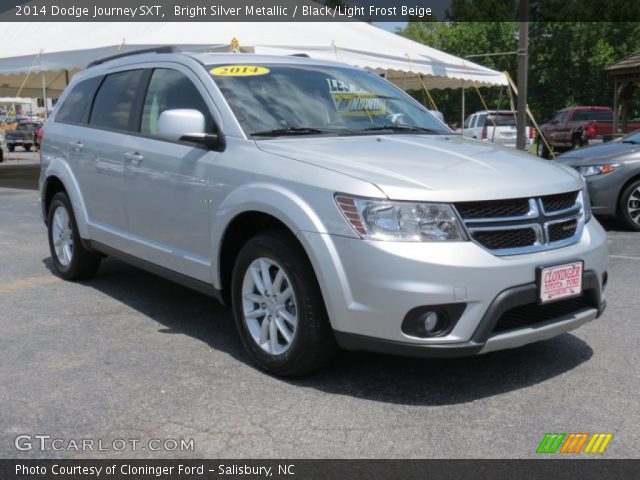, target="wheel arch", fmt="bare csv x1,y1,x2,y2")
617,172,640,211
41,160,90,238
217,210,318,306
